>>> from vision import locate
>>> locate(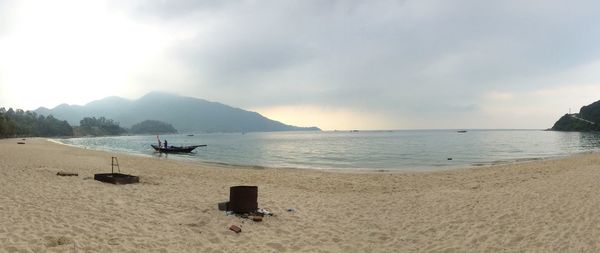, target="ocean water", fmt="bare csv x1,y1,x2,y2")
55,130,600,171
